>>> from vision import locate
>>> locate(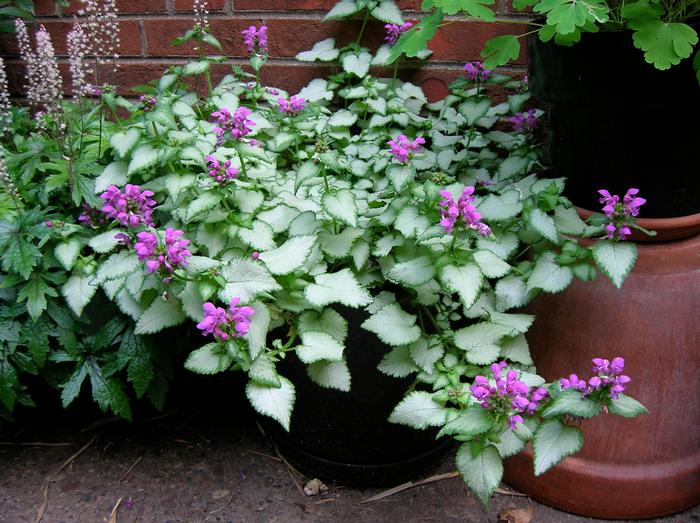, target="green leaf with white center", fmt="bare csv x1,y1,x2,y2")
268,132,296,152
164,174,197,201
179,281,204,322
478,190,522,221
408,337,444,373
473,249,511,278
453,322,513,365
97,252,140,283
304,268,372,308
528,208,559,243
351,240,370,270
259,235,316,275
88,230,120,254
249,353,281,387
115,290,143,321
489,311,534,334
323,0,361,20
361,303,421,346
494,428,526,459
439,263,483,309
499,334,533,365
477,231,519,259
371,0,404,24
55,239,82,271
135,298,186,335
387,164,414,192
186,256,220,275
298,308,347,342
378,345,419,377
527,252,574,293
533,420,584,476
322,190,357,227
389,391,448,429
341,51,373,78
296,37,340,61
438,405,492,438
554,205,587,235
366,97,387,114
371,44,393,66
127,144,161,175
296,331,345,364
295,161,321,191
62,274,98,317
246,377,295,431
110,129,140,158
592,240,637,289
307,360,351,391
608,394,649,418
185,343,232,374
257,205,300,234
95,161,128,193
183,192,222,223
497,155,529,180
387,256,436,286
236,220,276,252
183,60,209,75
328,109,358,127
244,301,270,361
298,78,333,102
495,275,535,312
319,228,363,258
219,259,281,303
458,99,491,126
481,34,520,69
232,189,264,214
456,443,503,506
394,206,430,238
542,389,601,419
